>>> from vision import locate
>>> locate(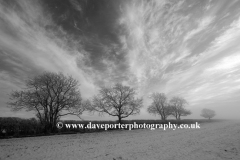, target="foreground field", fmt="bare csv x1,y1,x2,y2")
0,120,240,160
